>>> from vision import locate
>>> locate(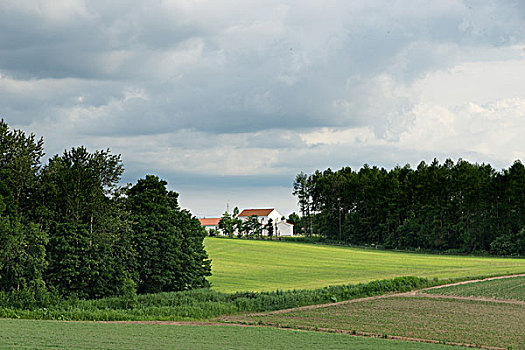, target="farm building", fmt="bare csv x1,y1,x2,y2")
238,208,294,236
199,208,294,236
198,218,221,233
